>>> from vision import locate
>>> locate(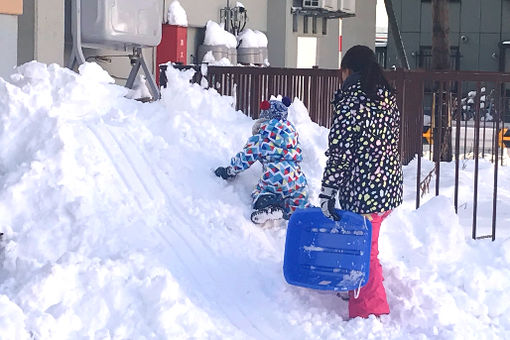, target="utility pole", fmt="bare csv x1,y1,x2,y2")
432,0,450,70
432,0,452,161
